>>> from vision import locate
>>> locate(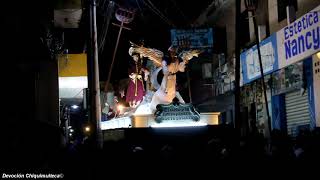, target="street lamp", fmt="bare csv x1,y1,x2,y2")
85,126,91,133
244,0,272,136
